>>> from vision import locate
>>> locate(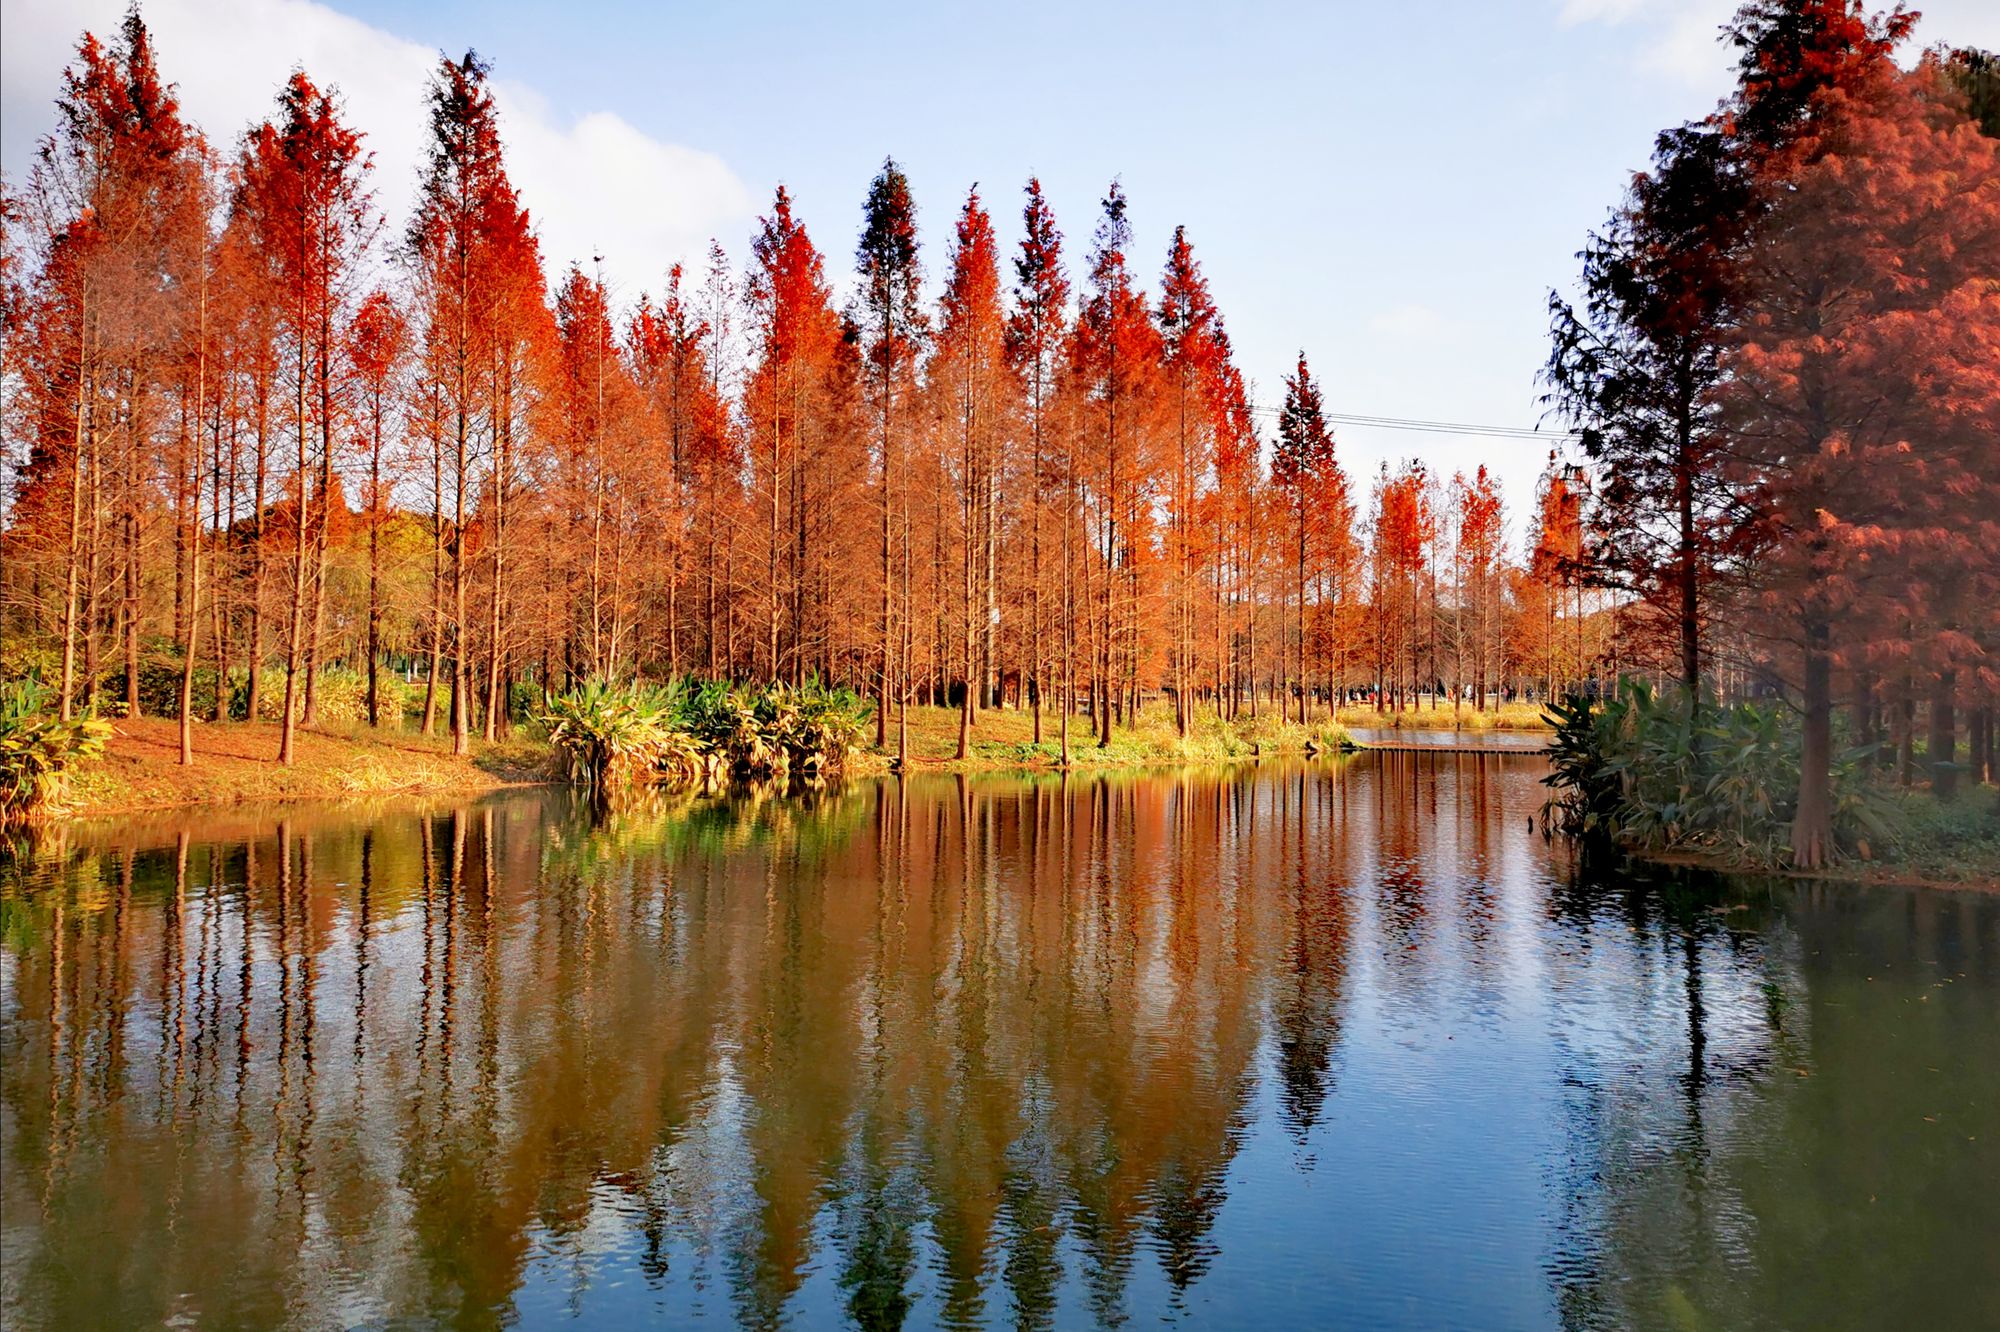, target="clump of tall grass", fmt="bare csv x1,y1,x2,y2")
680,678,869,781
0,678,114,823
1541,677,1889,865
537,677,868,794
